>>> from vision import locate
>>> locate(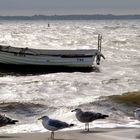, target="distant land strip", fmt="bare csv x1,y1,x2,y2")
0,14,140,20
